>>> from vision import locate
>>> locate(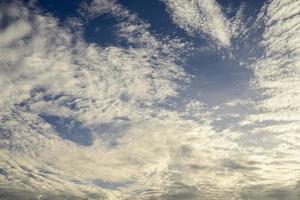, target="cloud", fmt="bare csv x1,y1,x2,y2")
0,188,97,200
163,0,233,47
248,0,300,142
1,0,300,199
231,0,300,192
0,1,194,198
0,1,235,199
0,20,31,47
